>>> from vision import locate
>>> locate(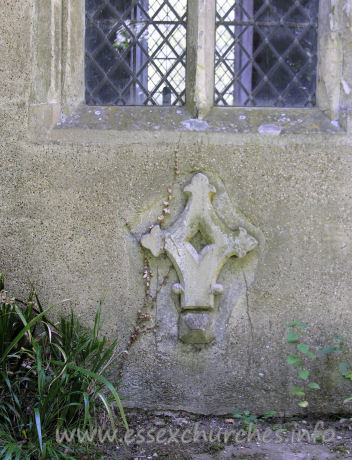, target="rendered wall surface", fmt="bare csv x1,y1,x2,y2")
1,0,352,415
